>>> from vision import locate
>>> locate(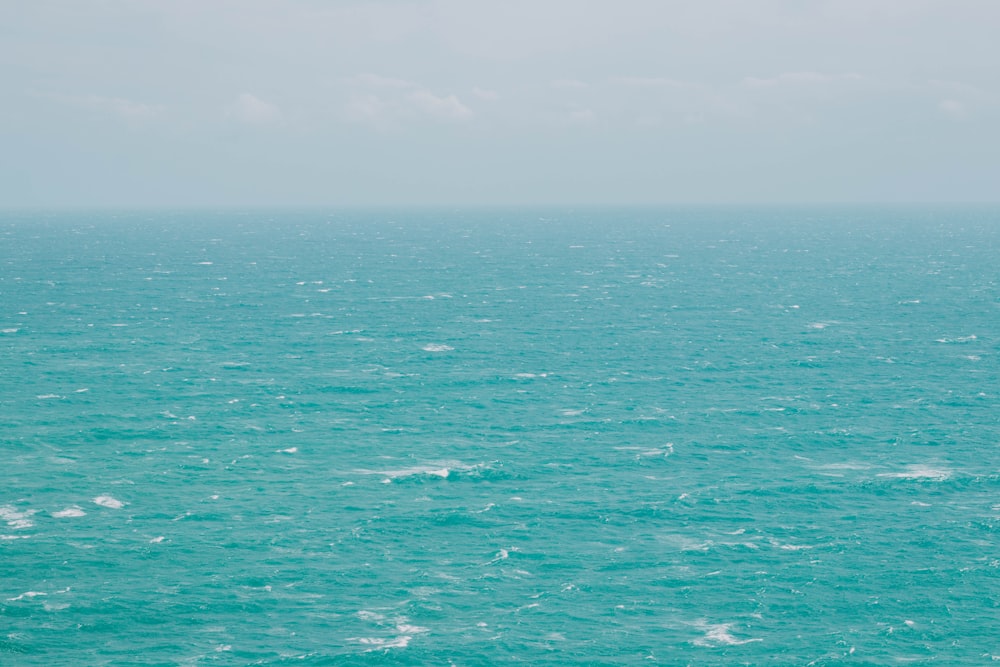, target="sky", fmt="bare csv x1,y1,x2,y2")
1,0,998,207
